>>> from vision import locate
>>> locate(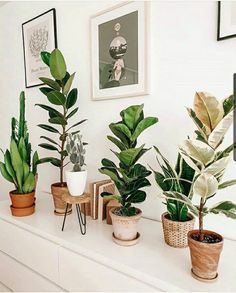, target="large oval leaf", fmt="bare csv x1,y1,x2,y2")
39,77,60,91
194,92,224,130
49,49,67,80
131,117,158,142
180,139,214,166
121,104,144,130
49,116,67,125
193,173,218,199
63,72,75,96
208,111,233,149
204,156,230,177
66,88,77,109
47,91,66,105
40,51,51,66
